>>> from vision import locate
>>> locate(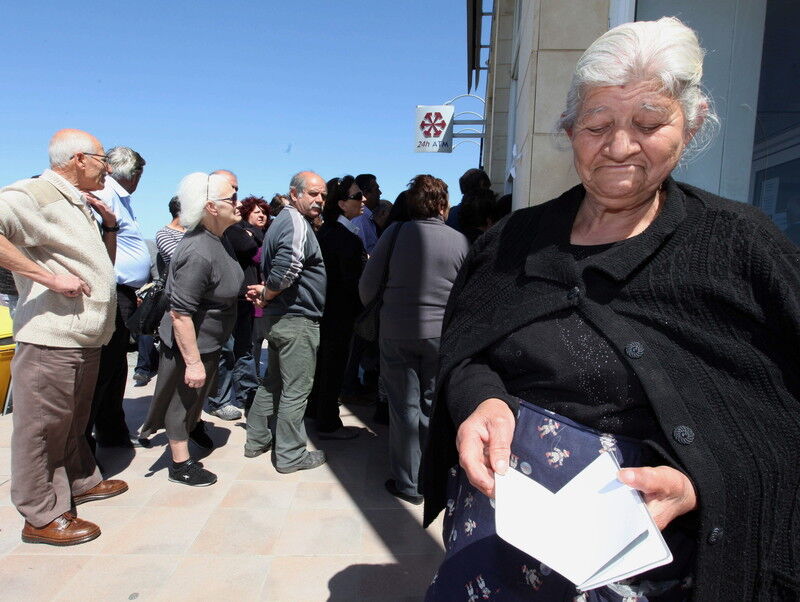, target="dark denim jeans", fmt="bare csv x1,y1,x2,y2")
205,301,259,411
